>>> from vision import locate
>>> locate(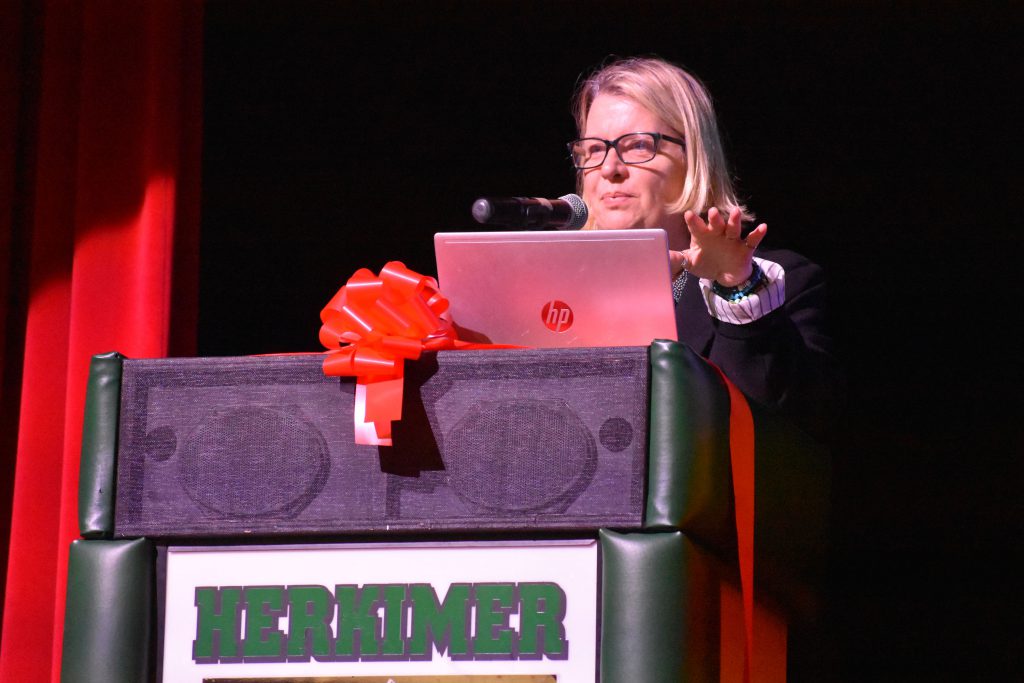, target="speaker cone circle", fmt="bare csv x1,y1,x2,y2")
444,399,597,513
180,407,330,518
